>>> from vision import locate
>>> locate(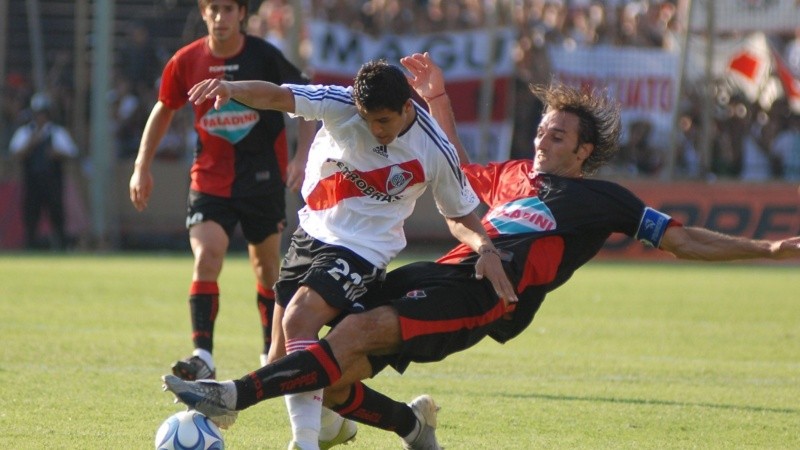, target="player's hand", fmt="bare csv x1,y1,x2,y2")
285,155,305,192
772,236,800,259
188,78,233,110
129,168,153,211
475,250,518,306
401,52,447,102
